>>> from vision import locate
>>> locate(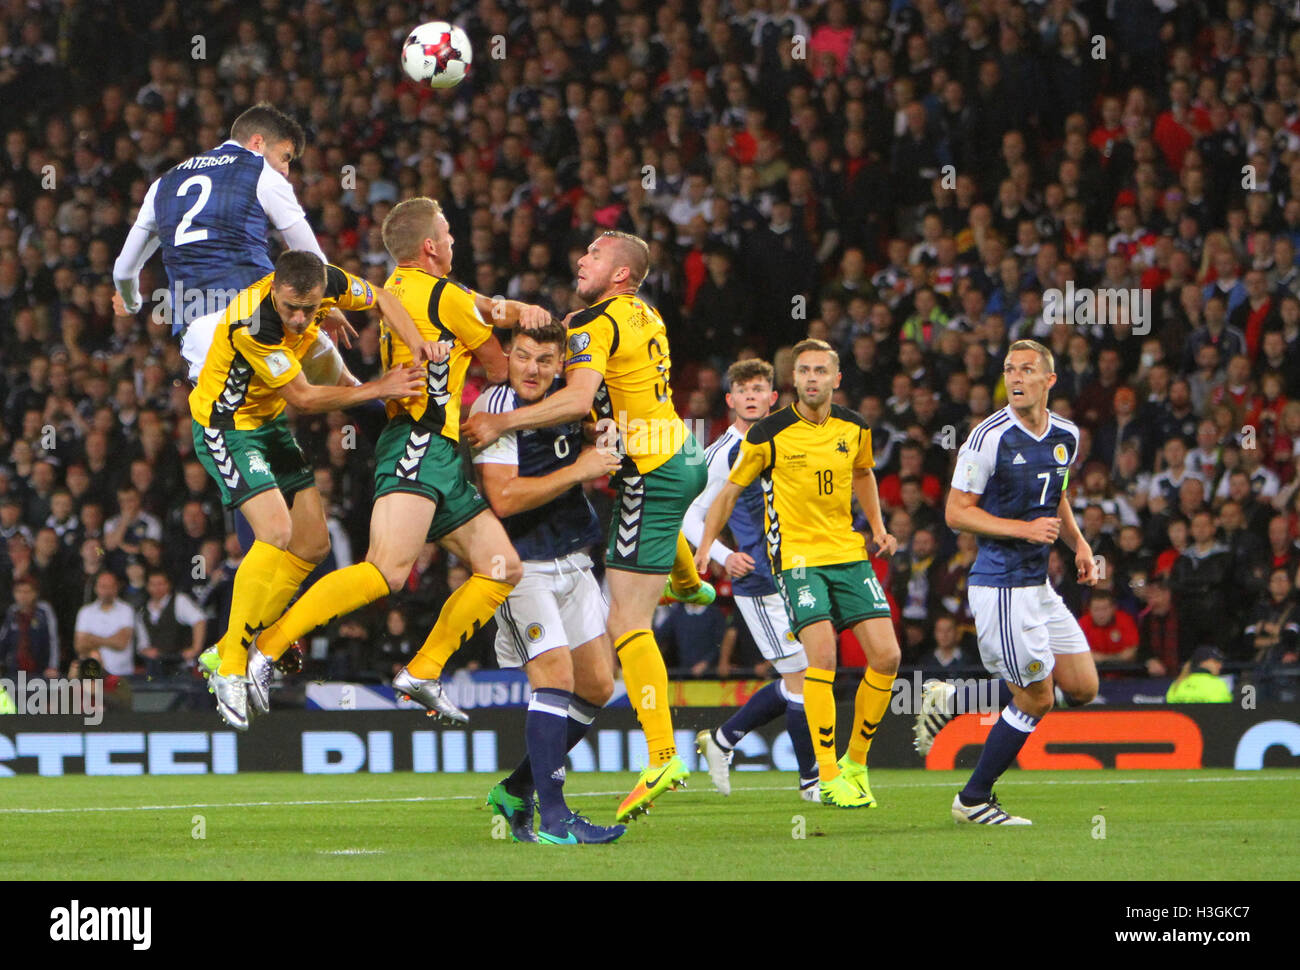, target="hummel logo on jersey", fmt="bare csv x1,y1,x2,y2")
1013,453,1026,464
